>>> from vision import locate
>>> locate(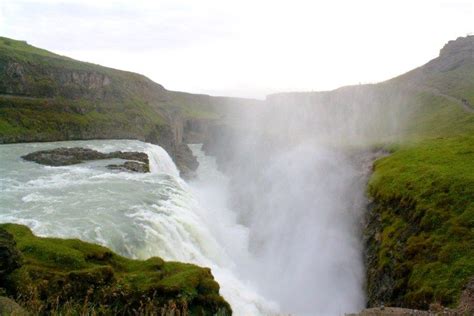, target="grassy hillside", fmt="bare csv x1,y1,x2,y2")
0,37,172,148
264,36,474,311
0,35,263,178
0,224,231,315
1,34,473,312
367,136,474,308
363,37,474,309
0,36,259,152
